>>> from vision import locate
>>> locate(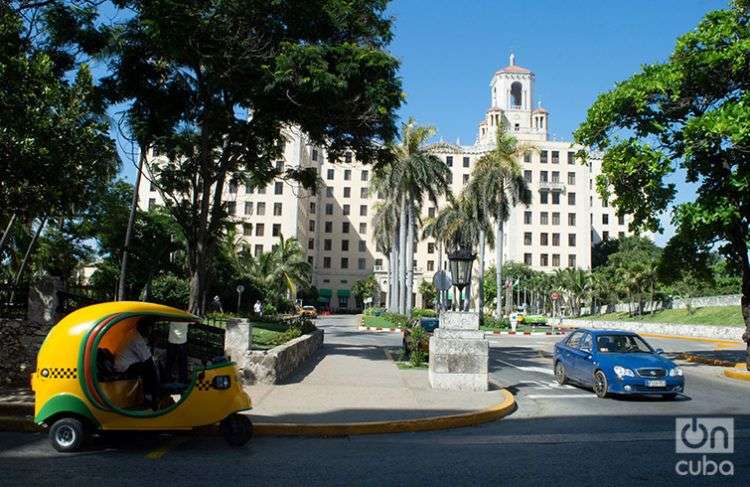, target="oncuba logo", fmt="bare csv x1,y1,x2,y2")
675,417,734,477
